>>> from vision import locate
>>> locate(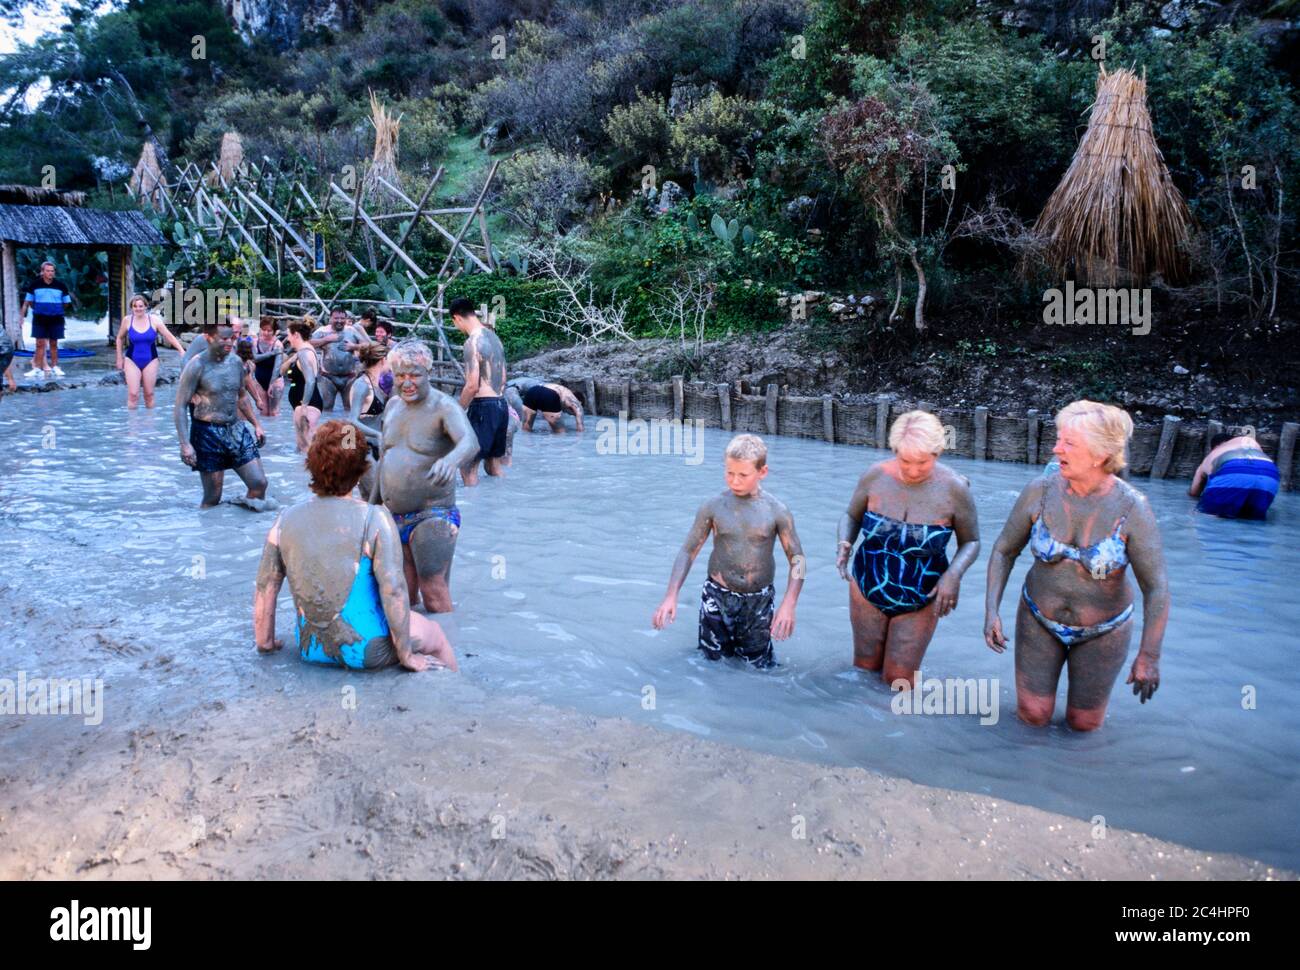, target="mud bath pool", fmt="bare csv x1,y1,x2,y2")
0,386,1296,875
